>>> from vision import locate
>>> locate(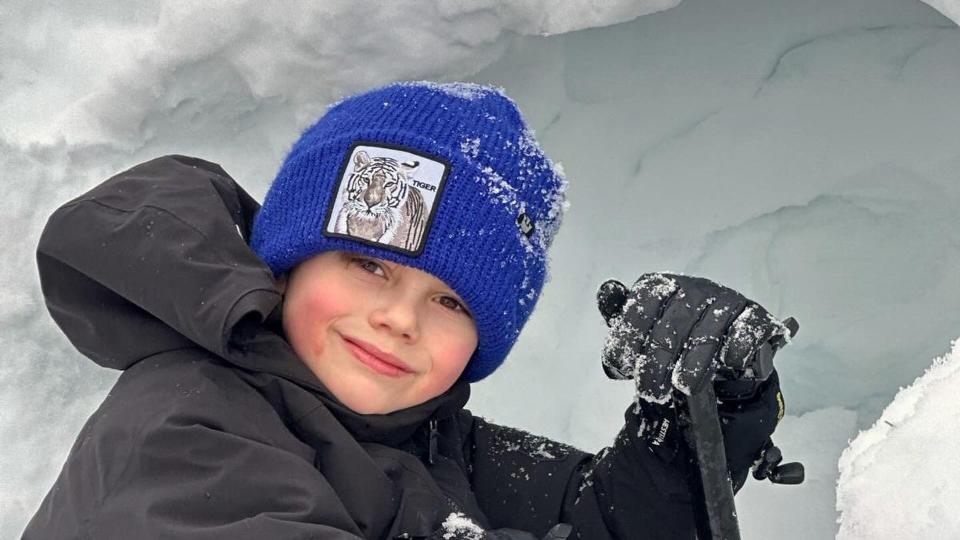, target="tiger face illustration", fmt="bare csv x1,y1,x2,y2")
333,150,428,251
